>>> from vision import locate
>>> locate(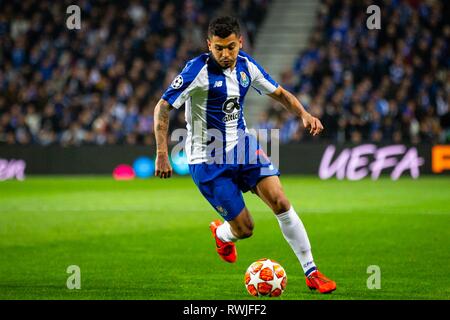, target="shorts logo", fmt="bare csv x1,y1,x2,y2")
171,75,183,89
216,206,228,217
222,97,241,122
240,71,250,87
